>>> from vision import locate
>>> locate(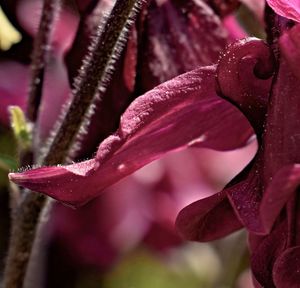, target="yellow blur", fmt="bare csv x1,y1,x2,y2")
0,6,22,51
